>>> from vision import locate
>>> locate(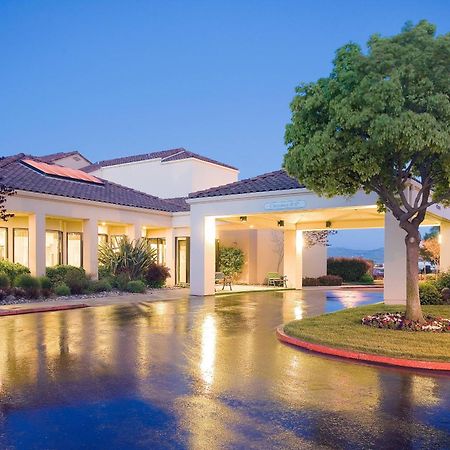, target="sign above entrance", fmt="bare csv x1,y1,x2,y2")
264,200,306,211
